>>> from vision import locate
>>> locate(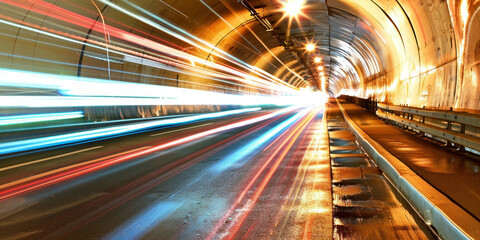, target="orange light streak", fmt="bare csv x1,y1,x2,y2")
0,109,297,201
207,107,320,239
